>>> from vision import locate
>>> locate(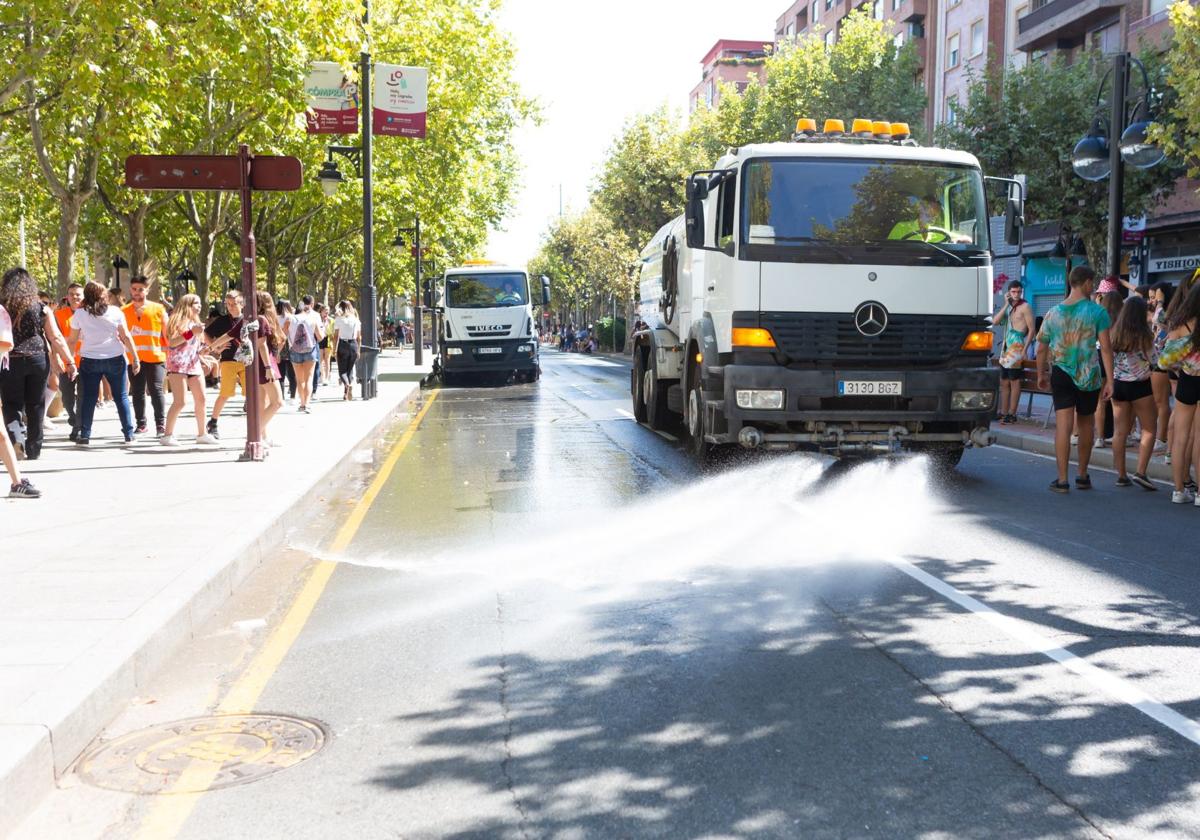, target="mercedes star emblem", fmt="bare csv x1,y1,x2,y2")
854,302,888,337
